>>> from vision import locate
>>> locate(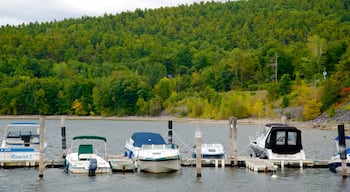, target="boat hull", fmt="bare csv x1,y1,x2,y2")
249,144,267,159
65,153,111,174
137,159,181,173
328,154,350,175
192,152,225,159
249,143,306,160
